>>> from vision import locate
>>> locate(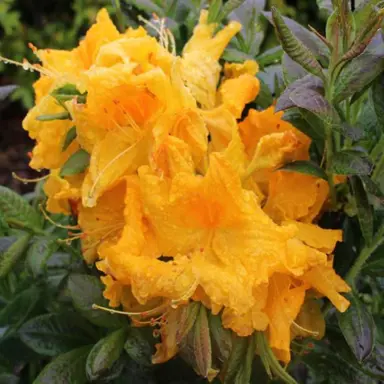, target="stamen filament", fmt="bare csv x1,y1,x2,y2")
12,172,49,183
